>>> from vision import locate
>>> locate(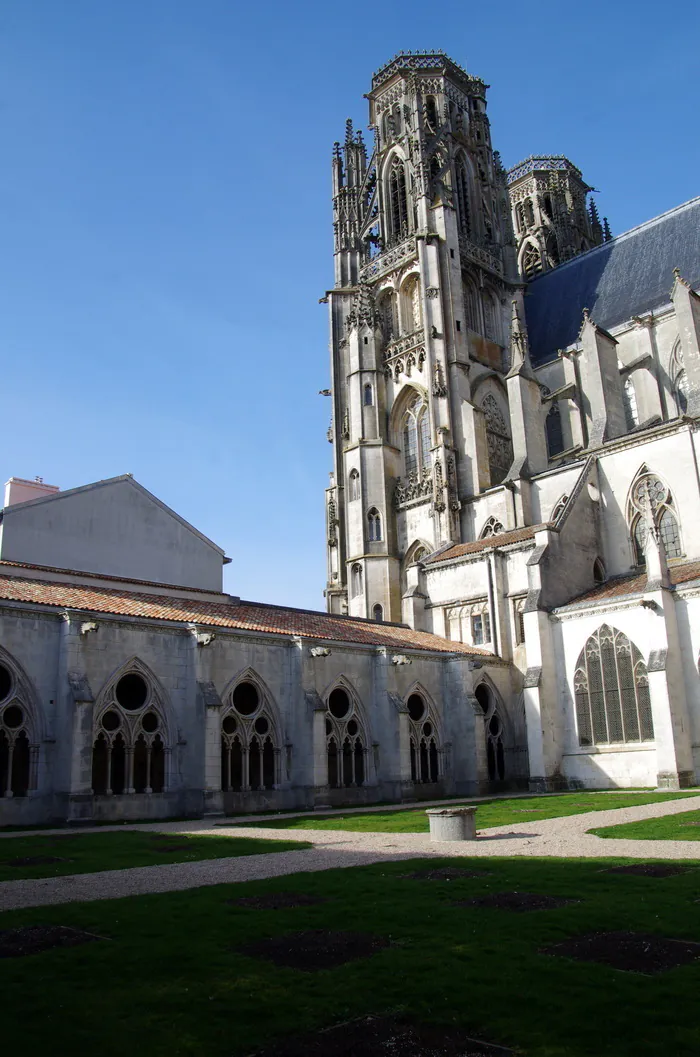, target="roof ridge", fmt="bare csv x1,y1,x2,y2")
527,195,700,285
